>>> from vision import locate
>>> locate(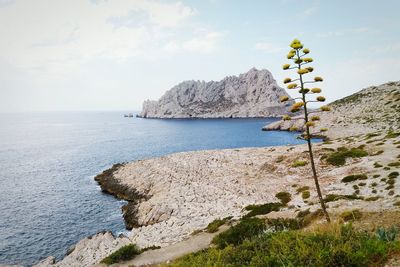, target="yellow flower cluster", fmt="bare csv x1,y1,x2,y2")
316,96,326,102
290,39,303,49
297,68,309,75
320,105,331,111
283,115,291,121
283,78,292,84
290,126,298,131
303,48,310,54
280,96,289,102
283,64,290,70
314,76,323,82
311,115,320,121
305,121,315,127
287,83,298,89
311,88,321,93
320,128,328,132
299,88,310,94
306,67,314,72
303,57,313,63
292,102,304,109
